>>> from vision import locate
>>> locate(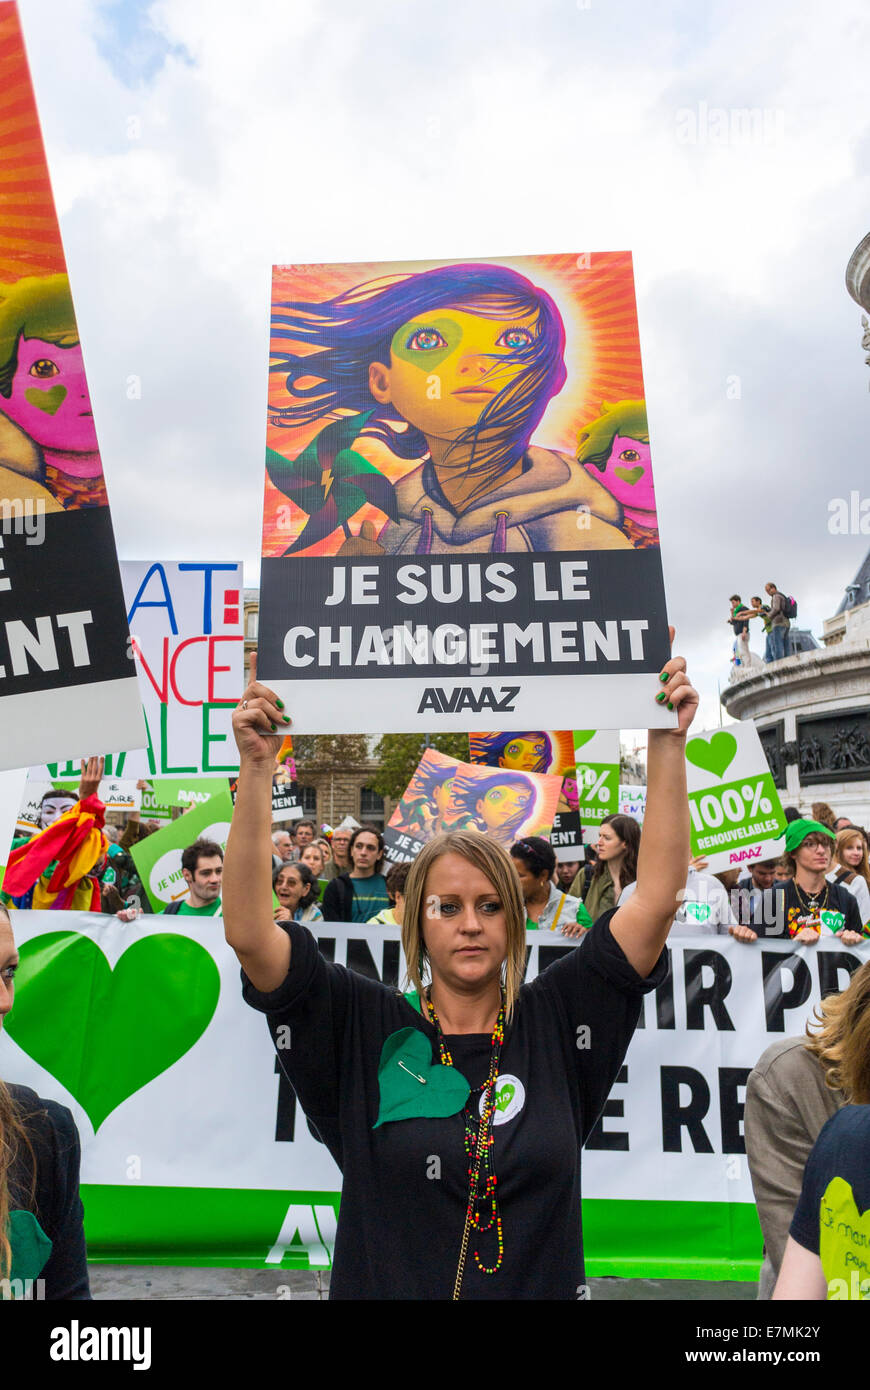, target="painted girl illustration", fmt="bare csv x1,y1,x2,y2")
448,770,536,847
267,264,631,555
0,274,106,510
577,399,657,549
395,761,460,842
468,730,554,774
